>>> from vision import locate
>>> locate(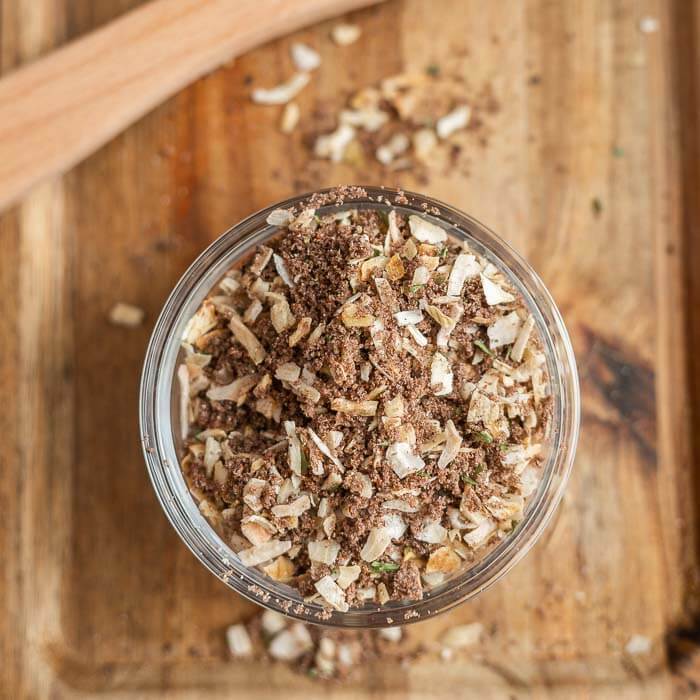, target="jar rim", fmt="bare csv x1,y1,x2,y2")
139,186,580,628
